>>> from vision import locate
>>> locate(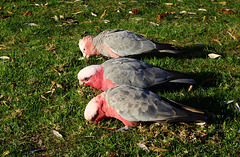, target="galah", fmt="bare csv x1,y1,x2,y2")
78,29,179,59
78,58,196,91
84,85,207,129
